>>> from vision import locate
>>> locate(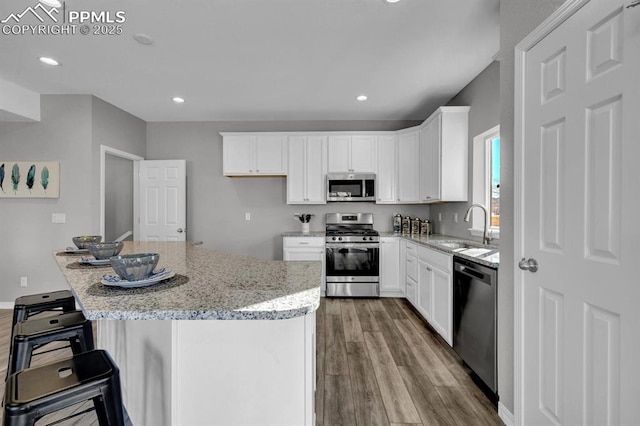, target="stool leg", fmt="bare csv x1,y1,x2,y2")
9,339,32,377
99,375,126,426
